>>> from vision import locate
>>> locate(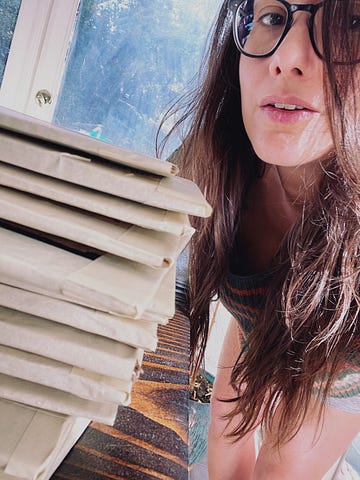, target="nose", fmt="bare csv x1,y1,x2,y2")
268,14,320,78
